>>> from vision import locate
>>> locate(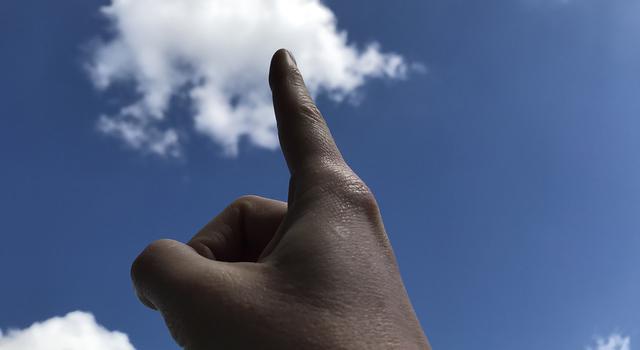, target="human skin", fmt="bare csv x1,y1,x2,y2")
131,49,431,350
